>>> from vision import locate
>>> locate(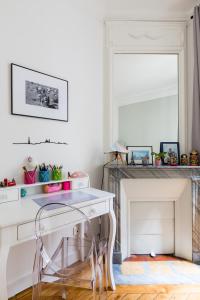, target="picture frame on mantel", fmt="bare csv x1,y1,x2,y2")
126,146,153,165
11,64,68,122
160,142,180,165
